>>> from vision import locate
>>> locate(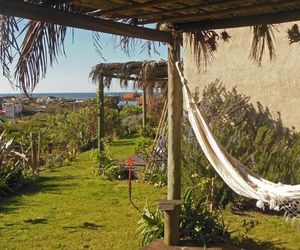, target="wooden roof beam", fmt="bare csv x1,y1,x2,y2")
0,0,172,43
140,0,300,24
176,9,300,31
